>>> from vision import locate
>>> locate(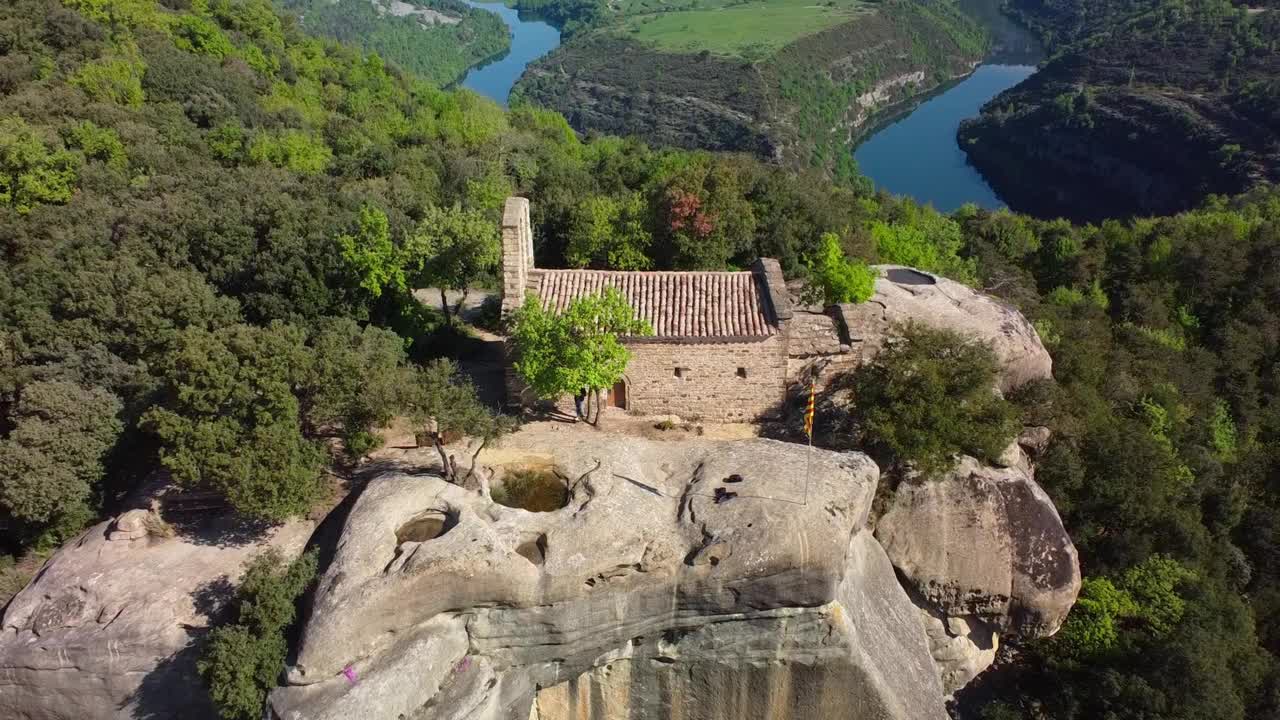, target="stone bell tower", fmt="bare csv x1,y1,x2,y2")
500,197,534,315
